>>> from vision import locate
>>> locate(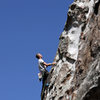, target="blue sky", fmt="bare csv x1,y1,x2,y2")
0,0,73,100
